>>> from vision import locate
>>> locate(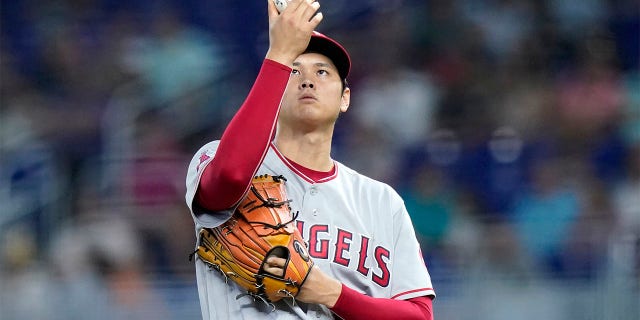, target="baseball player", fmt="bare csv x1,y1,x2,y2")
185,0,435,319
